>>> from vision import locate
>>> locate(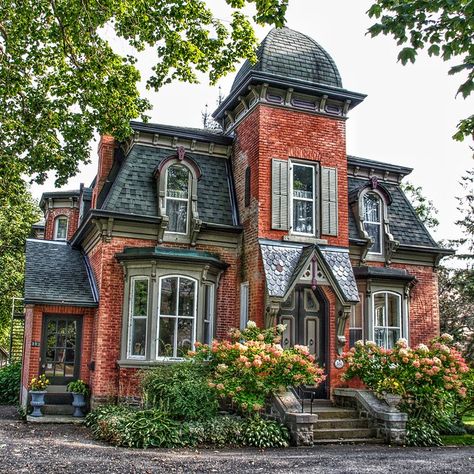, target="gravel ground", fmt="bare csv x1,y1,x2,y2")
0,406,472,474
